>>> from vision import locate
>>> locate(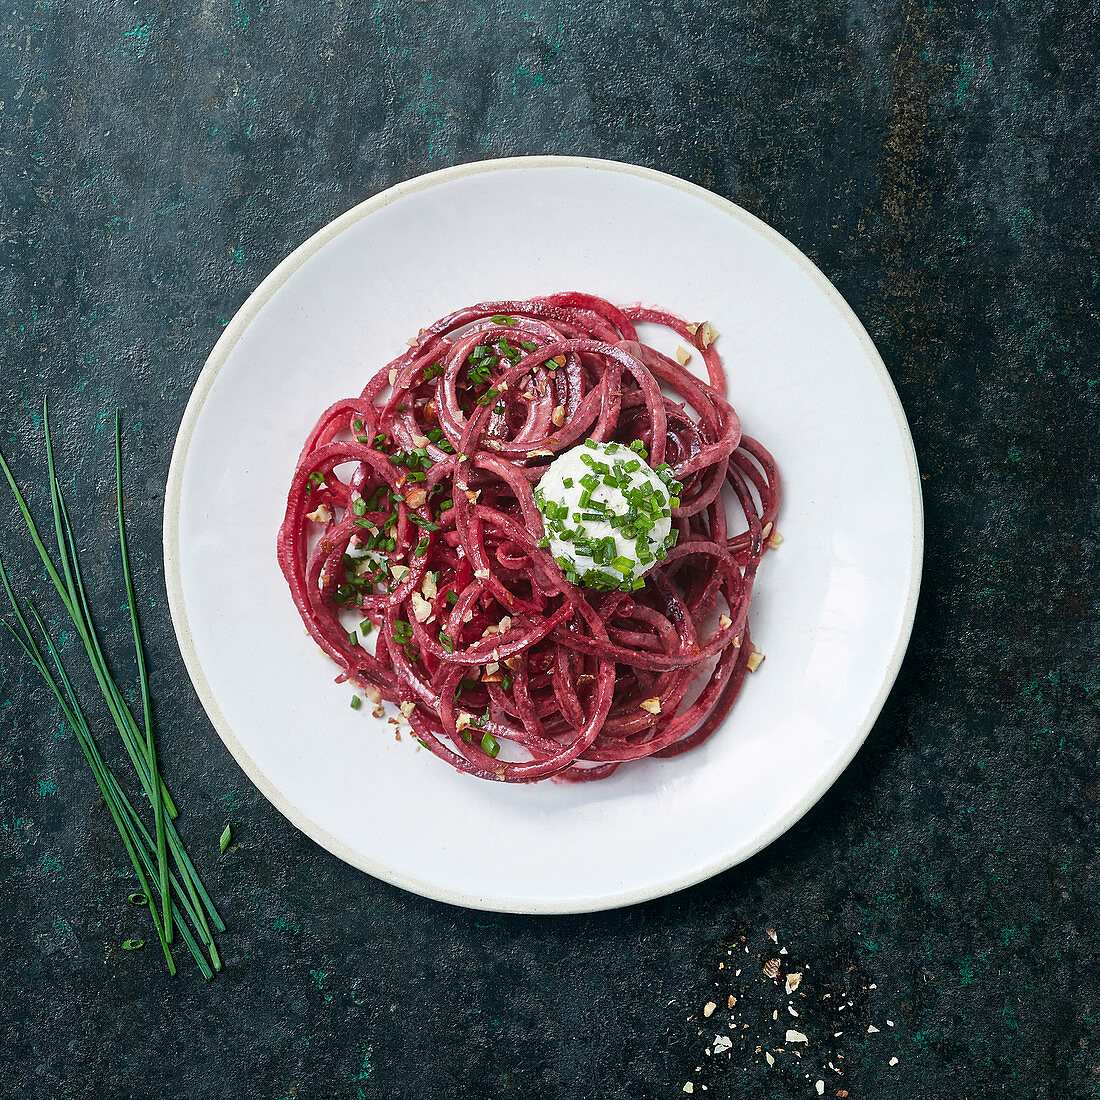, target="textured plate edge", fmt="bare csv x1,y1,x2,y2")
163,155,924,915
